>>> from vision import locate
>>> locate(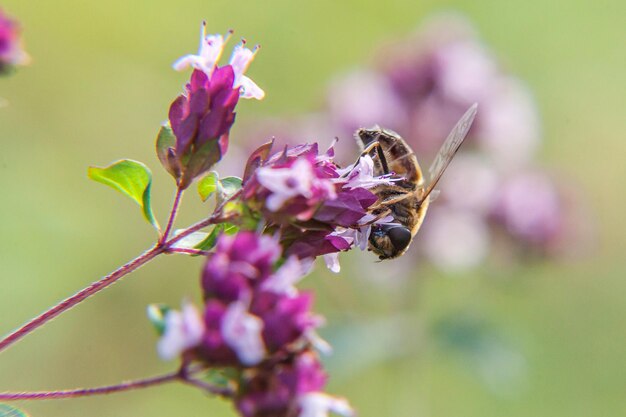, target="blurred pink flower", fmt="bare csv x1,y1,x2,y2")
493,172,562,245
420,207,490,272
0,8,29,73
327,69,406,134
